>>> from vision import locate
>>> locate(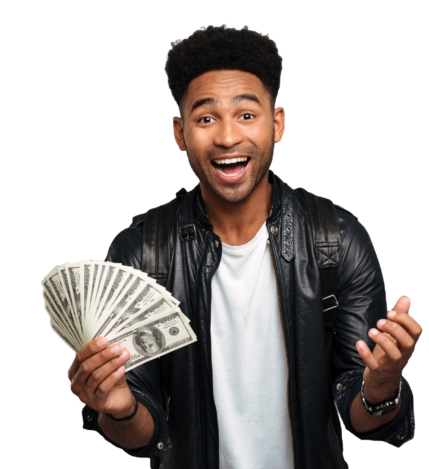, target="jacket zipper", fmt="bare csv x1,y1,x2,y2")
267,238,296,469
202,236,222,468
